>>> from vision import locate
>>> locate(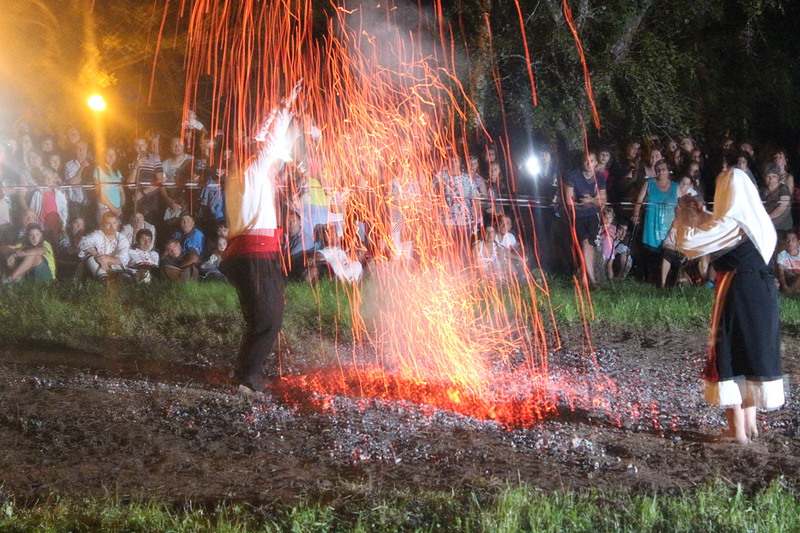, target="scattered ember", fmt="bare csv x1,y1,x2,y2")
177,1,614,425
